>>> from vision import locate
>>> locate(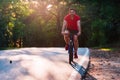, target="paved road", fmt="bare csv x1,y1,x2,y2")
0,48,89,80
